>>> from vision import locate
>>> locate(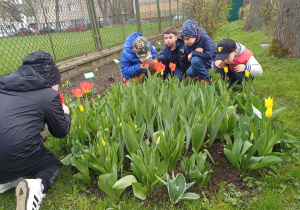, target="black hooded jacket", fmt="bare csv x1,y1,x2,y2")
0,65,71,182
